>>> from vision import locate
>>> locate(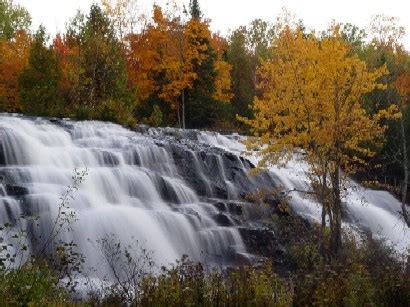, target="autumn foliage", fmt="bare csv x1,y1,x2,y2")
239,26,400,255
